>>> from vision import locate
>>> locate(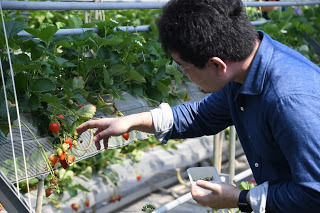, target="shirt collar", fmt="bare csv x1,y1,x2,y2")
239,31,274,95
